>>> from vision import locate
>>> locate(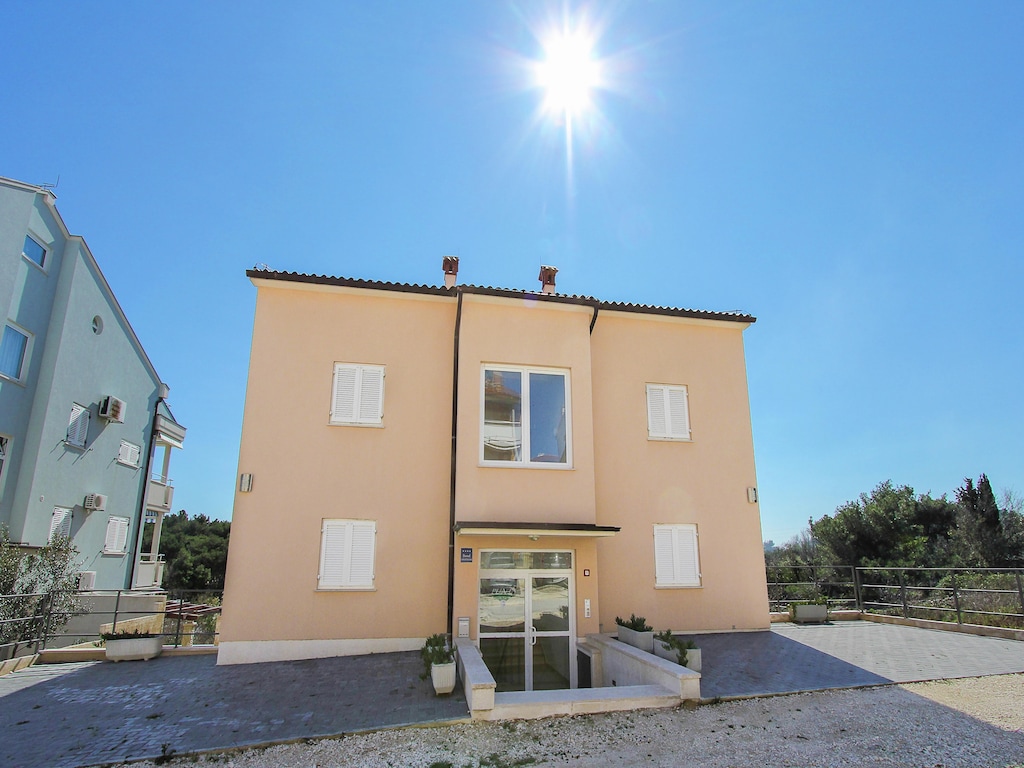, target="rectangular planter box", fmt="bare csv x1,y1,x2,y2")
105,636,163,662
791,604,828,624
654,641,702,672
616,625,654,653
